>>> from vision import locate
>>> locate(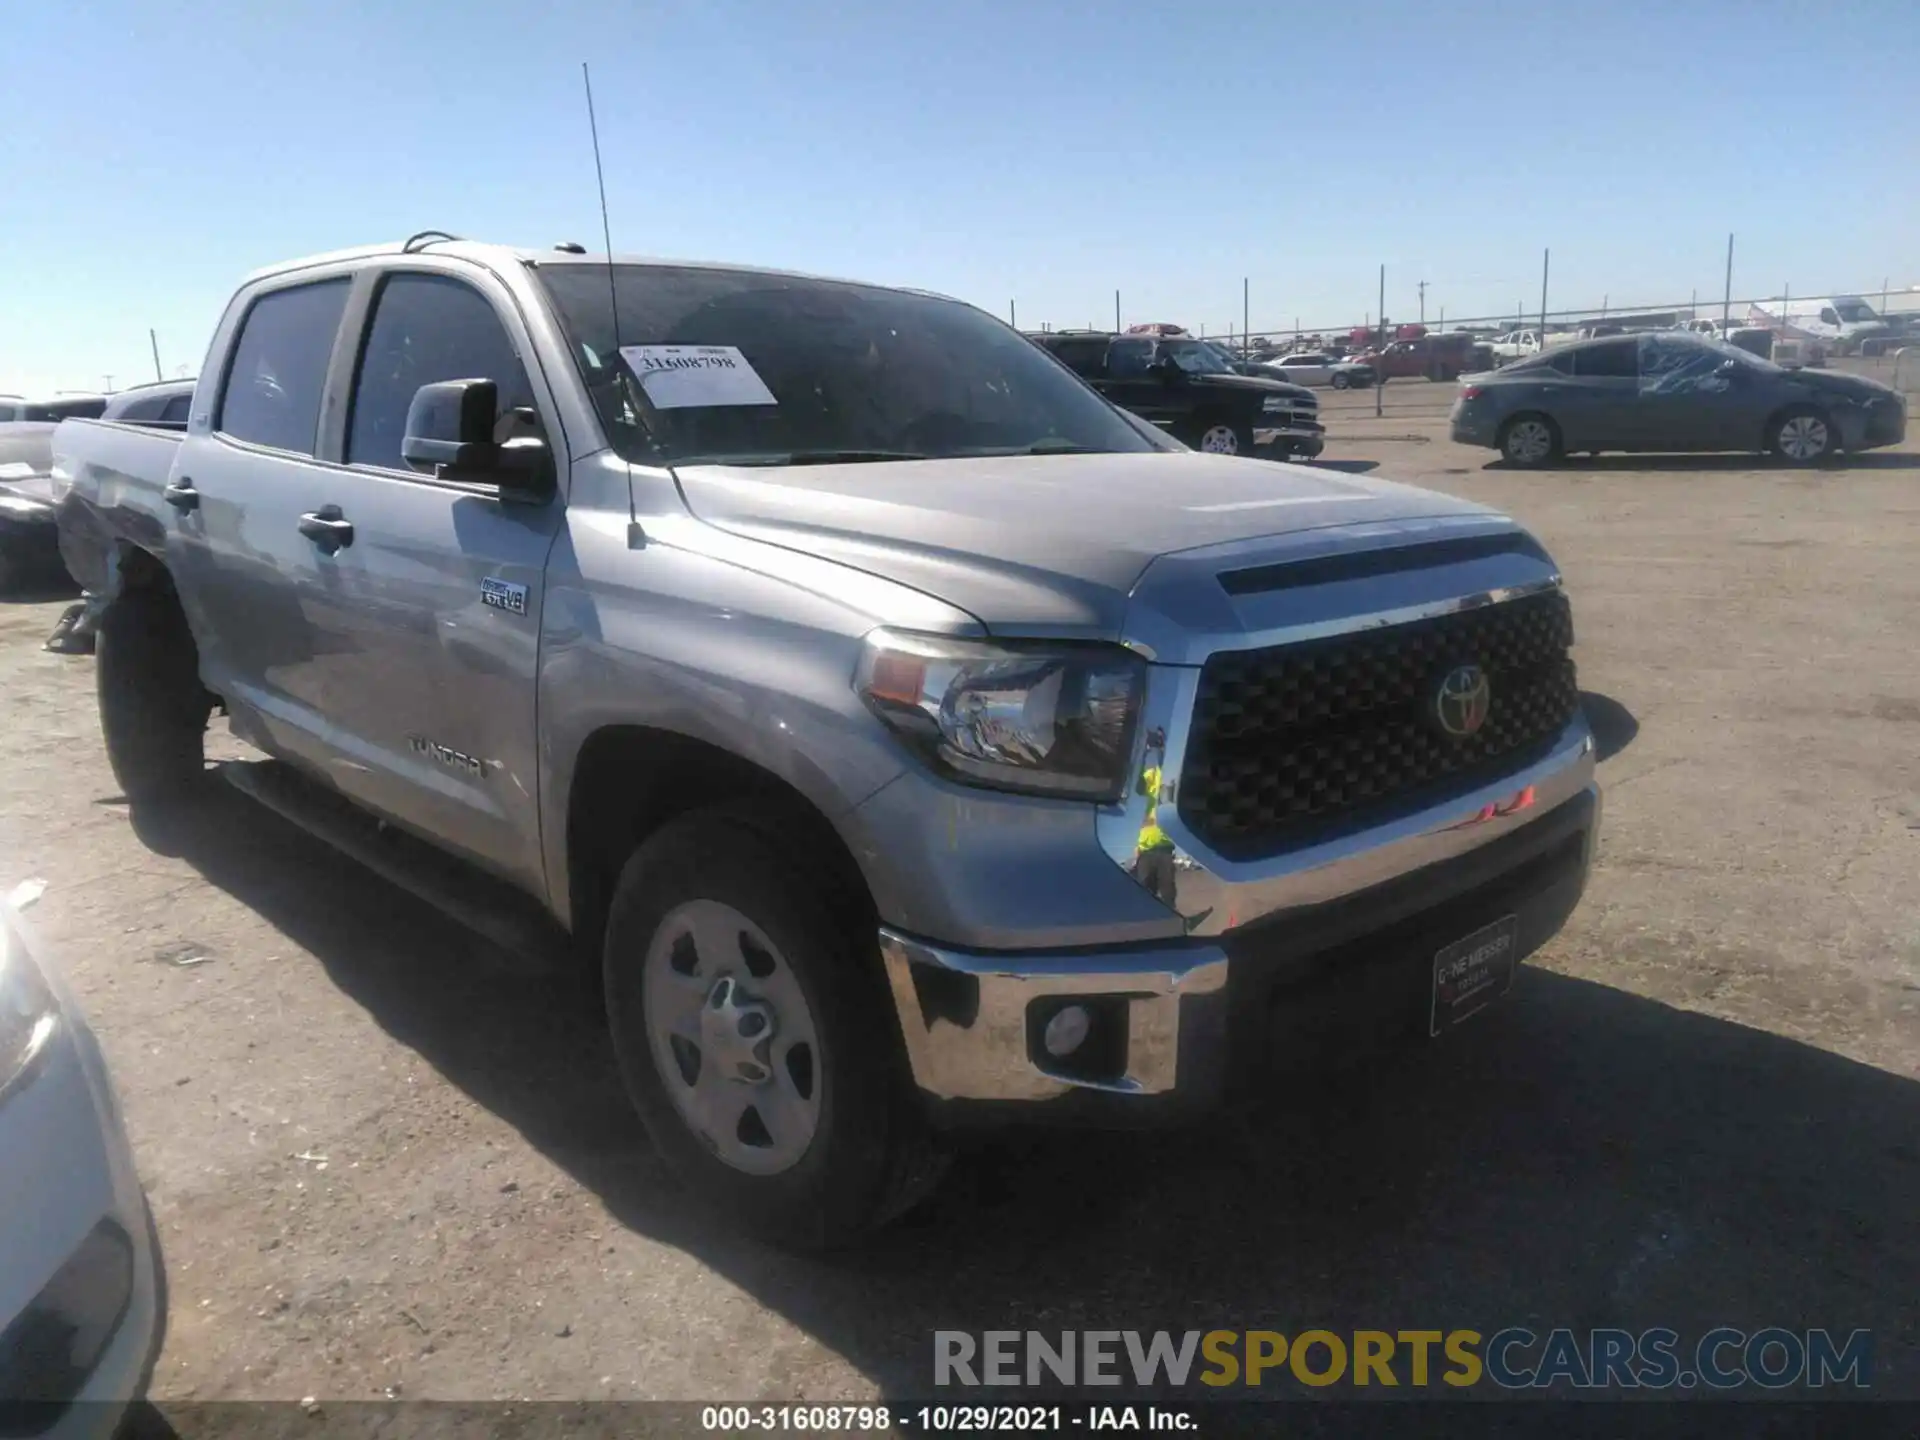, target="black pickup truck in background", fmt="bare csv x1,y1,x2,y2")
1031,330,1324,459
